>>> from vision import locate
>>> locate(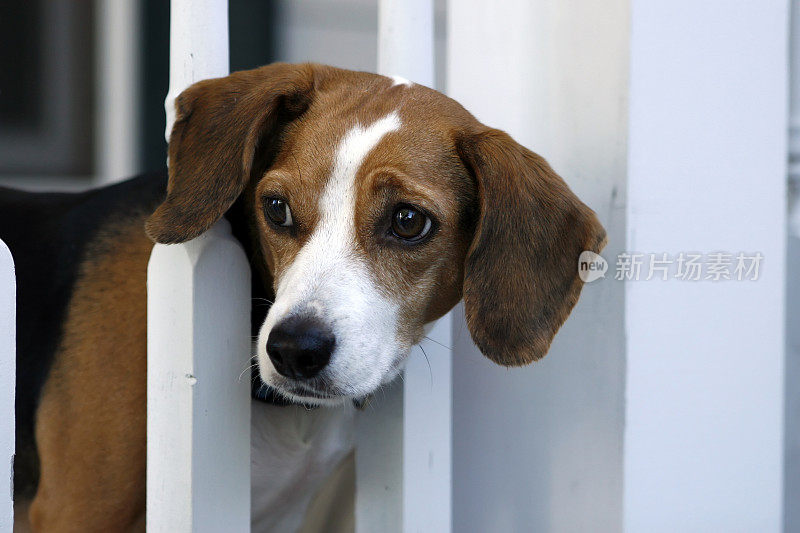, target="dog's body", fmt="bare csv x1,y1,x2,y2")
3,174,169,529
4,63,605,531
2,175,160,529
